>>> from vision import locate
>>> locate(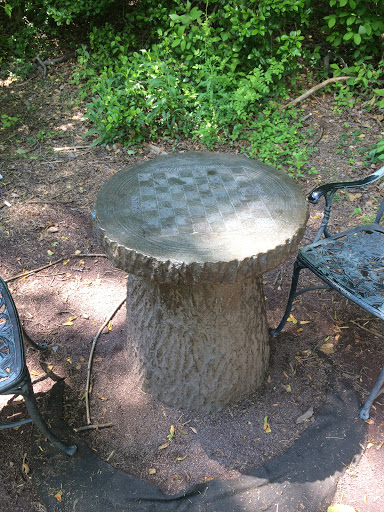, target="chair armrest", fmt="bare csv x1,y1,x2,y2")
308,165,384,204
307,165,384,242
